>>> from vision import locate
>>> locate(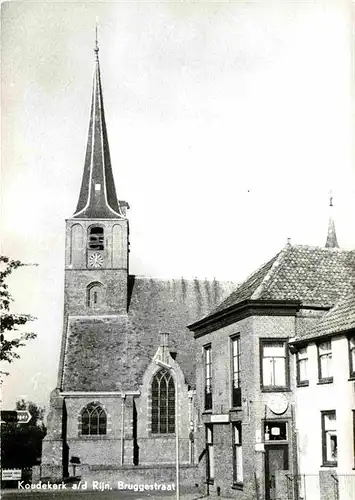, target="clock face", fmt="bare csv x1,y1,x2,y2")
88,252,104,268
